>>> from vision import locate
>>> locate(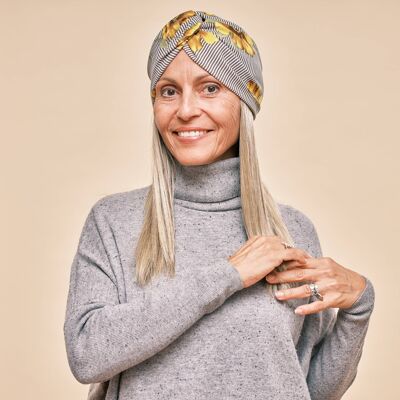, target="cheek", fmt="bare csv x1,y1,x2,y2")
218,98,240,130
153,107,170,131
